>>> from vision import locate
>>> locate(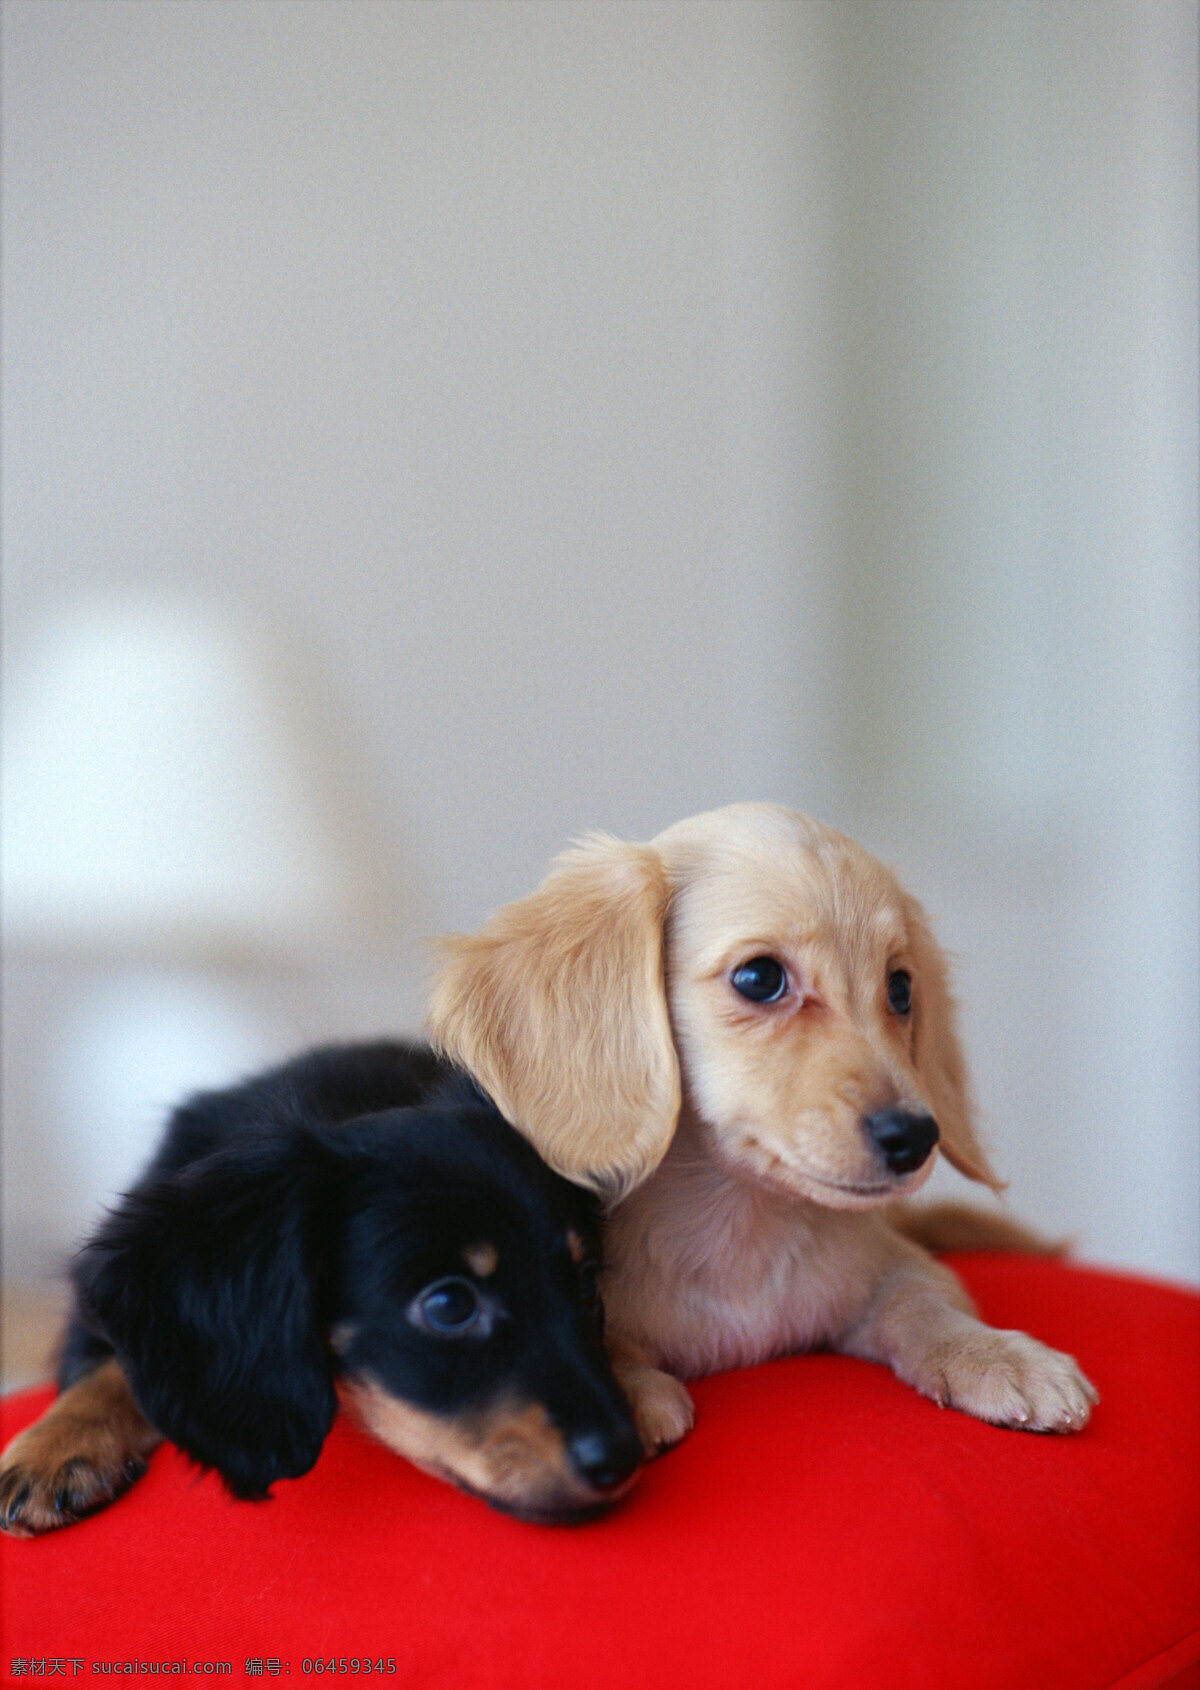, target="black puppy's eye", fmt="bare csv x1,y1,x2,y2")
731,957,788,1003
887,970,913,1016
410,1277,484,1336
